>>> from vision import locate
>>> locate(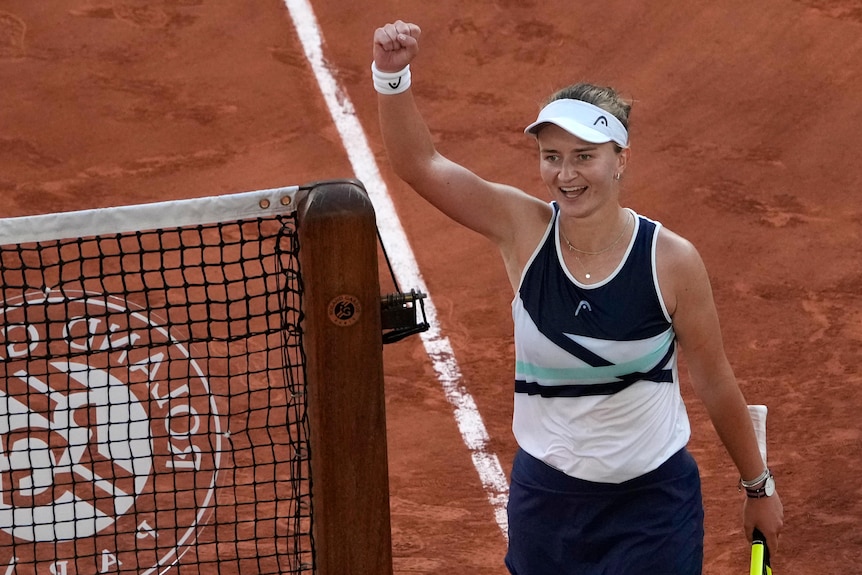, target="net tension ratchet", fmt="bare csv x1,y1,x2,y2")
377,228,430,344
